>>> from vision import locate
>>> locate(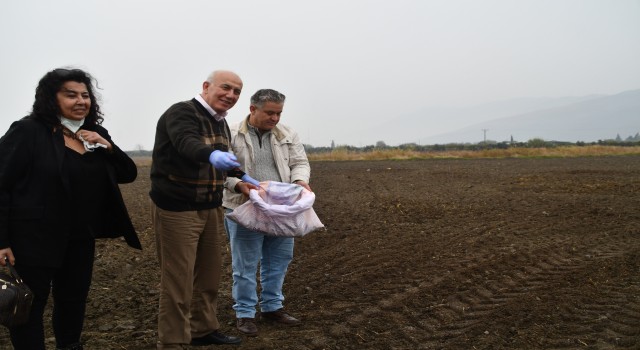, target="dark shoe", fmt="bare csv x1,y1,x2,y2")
261,309,301,326
237,317,258,336
190,331,242,346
